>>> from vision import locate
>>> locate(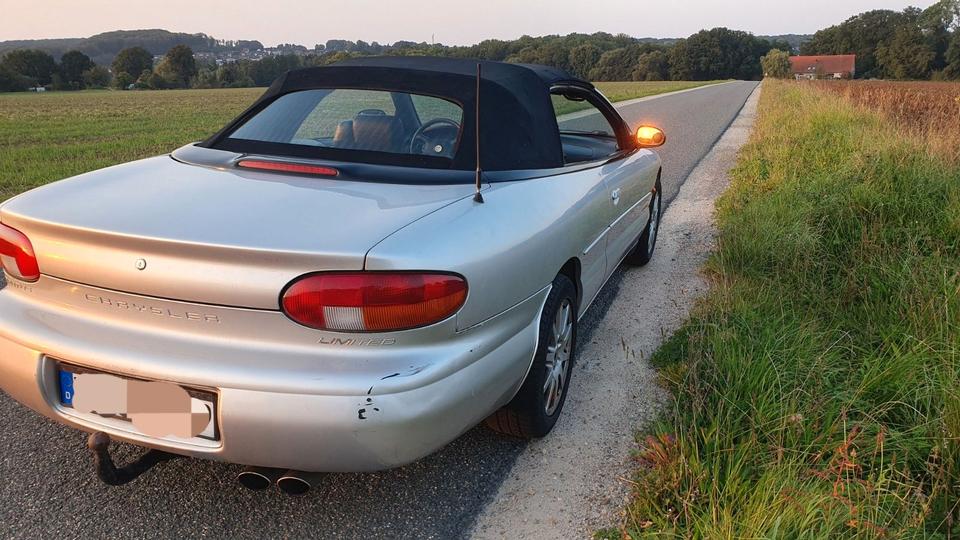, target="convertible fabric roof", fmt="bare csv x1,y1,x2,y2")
203,57,592,171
